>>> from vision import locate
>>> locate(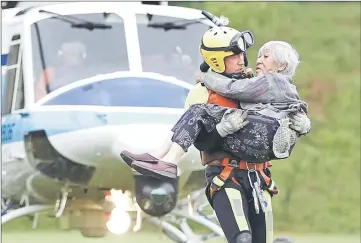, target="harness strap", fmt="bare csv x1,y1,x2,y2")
209,158,271,199
209,164,233,198
259,169,279,195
